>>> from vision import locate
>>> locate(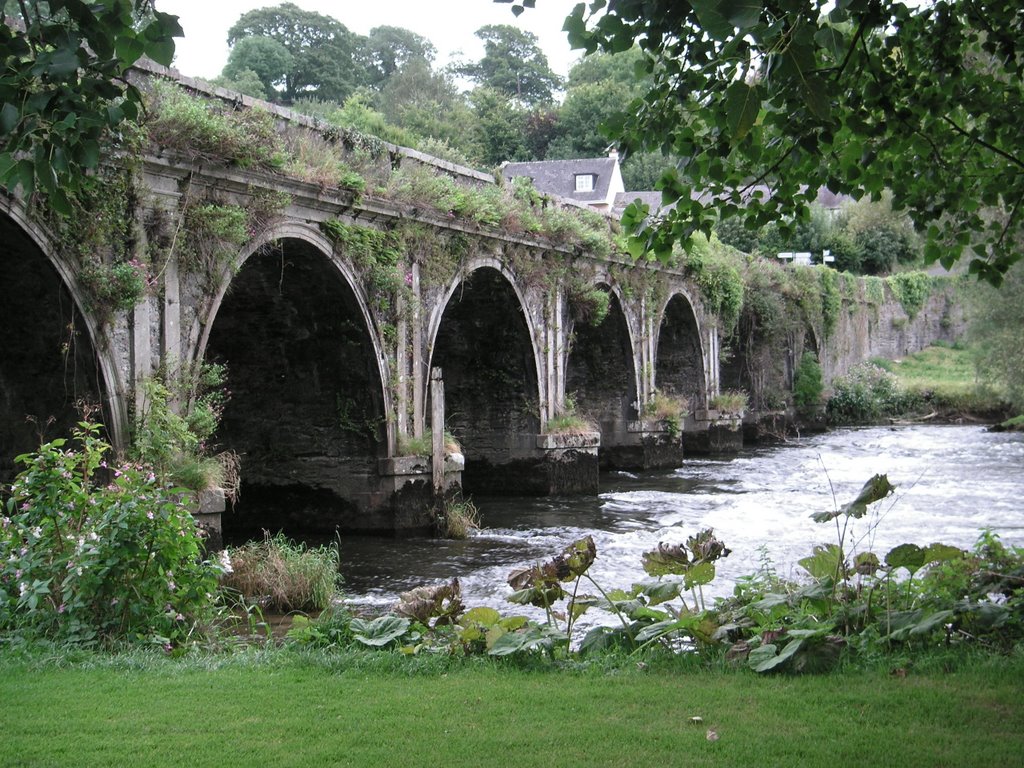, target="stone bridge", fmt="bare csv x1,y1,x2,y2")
0,65,960,540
